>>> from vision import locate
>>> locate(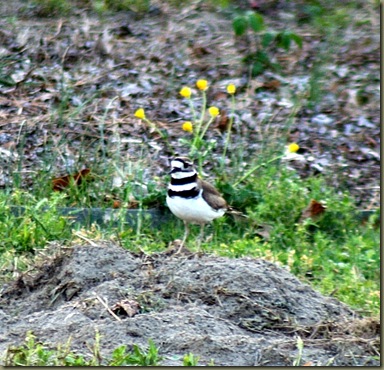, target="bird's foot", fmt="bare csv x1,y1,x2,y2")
165,239,193,256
